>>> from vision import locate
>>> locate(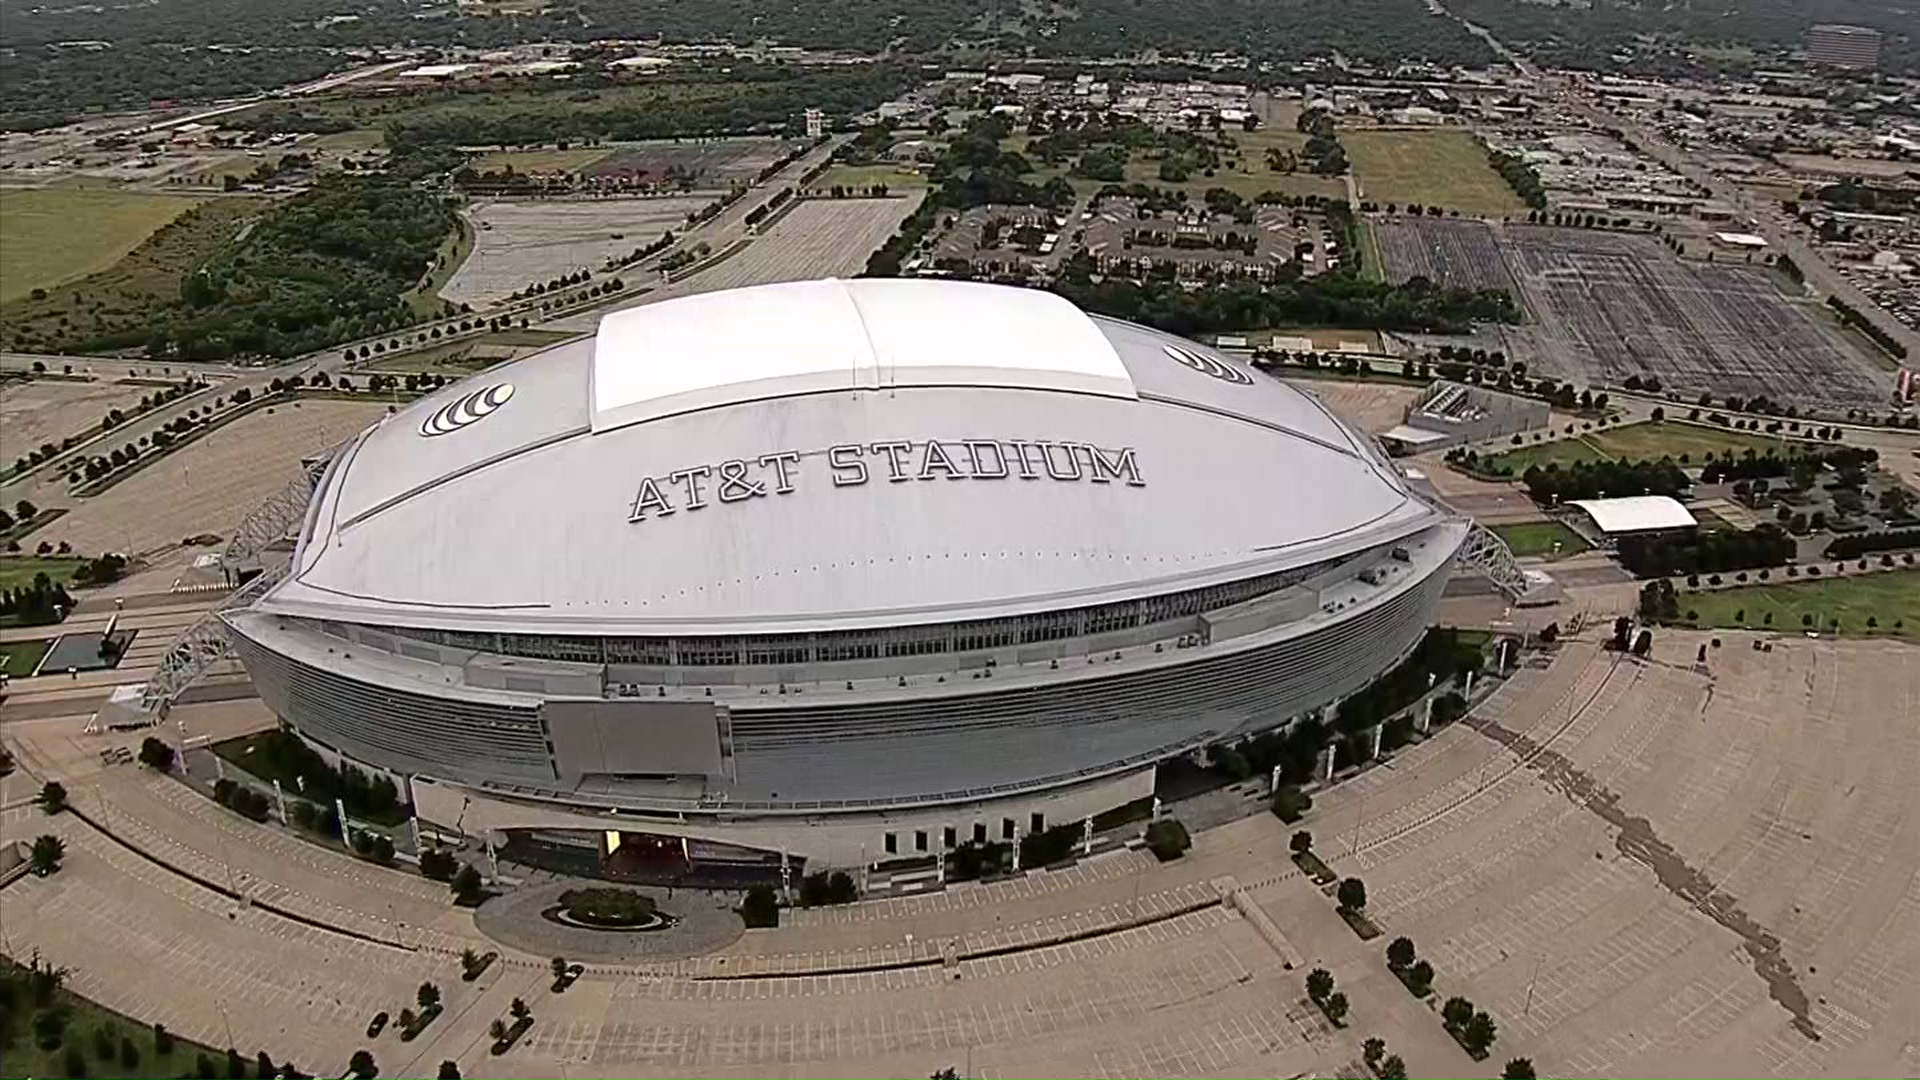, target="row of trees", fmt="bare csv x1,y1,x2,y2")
0,571,75,626
1489,151,1546,209
1827,526,1920,560
1616,525,1796,580
1521,459,1689,506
